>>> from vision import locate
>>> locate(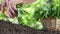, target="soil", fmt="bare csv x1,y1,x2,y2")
0,20,60,34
